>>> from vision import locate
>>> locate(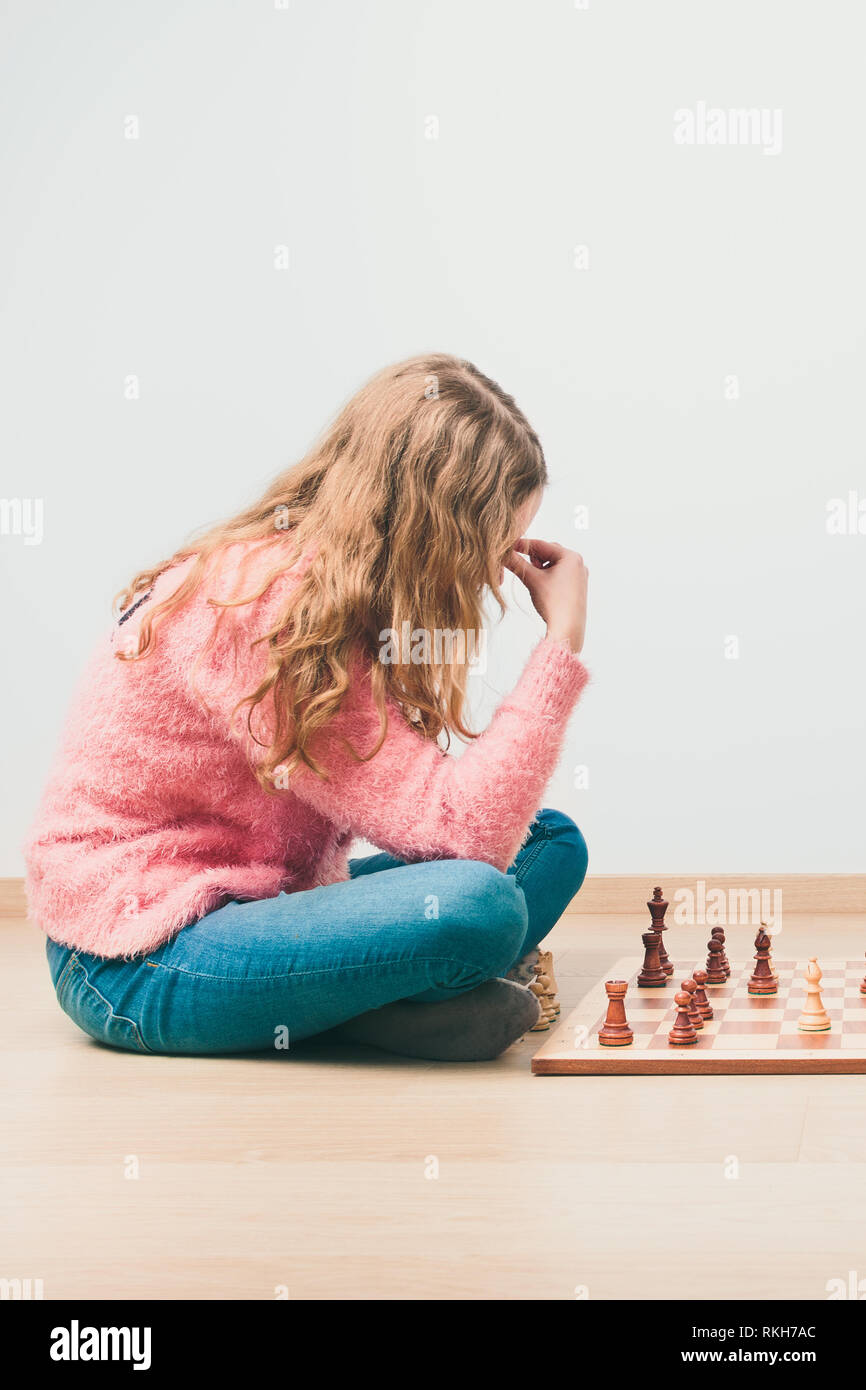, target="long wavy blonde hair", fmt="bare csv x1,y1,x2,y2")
116,353,547,785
